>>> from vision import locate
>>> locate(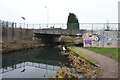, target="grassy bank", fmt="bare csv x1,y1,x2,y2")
67,46,97,65
84,47,118,61
2,40,45,53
